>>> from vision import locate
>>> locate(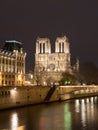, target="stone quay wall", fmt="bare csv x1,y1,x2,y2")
0,85,98,110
